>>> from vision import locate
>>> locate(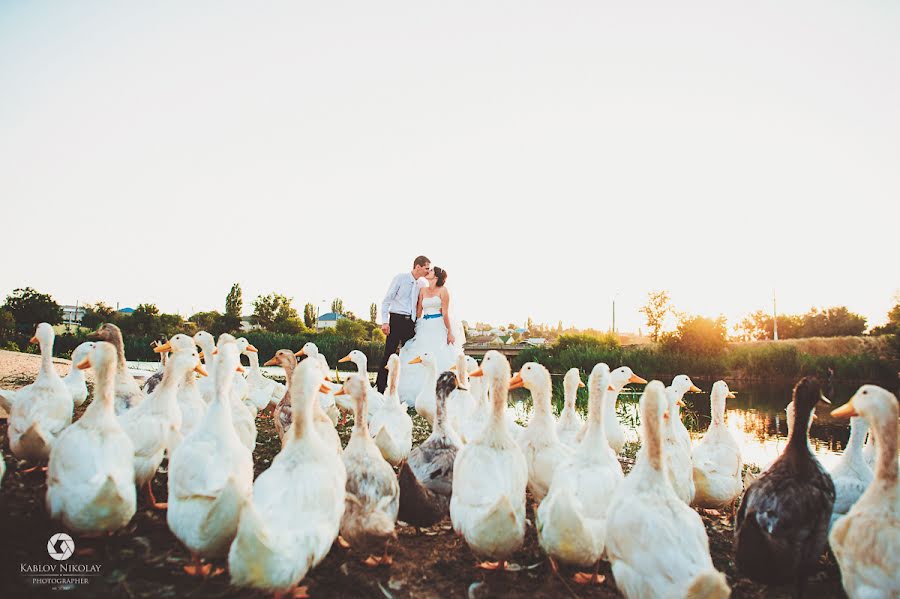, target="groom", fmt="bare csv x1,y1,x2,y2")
376,255,431,393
